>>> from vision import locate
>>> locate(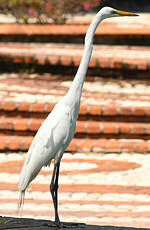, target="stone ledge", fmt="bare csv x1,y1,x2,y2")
1,216,148,230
